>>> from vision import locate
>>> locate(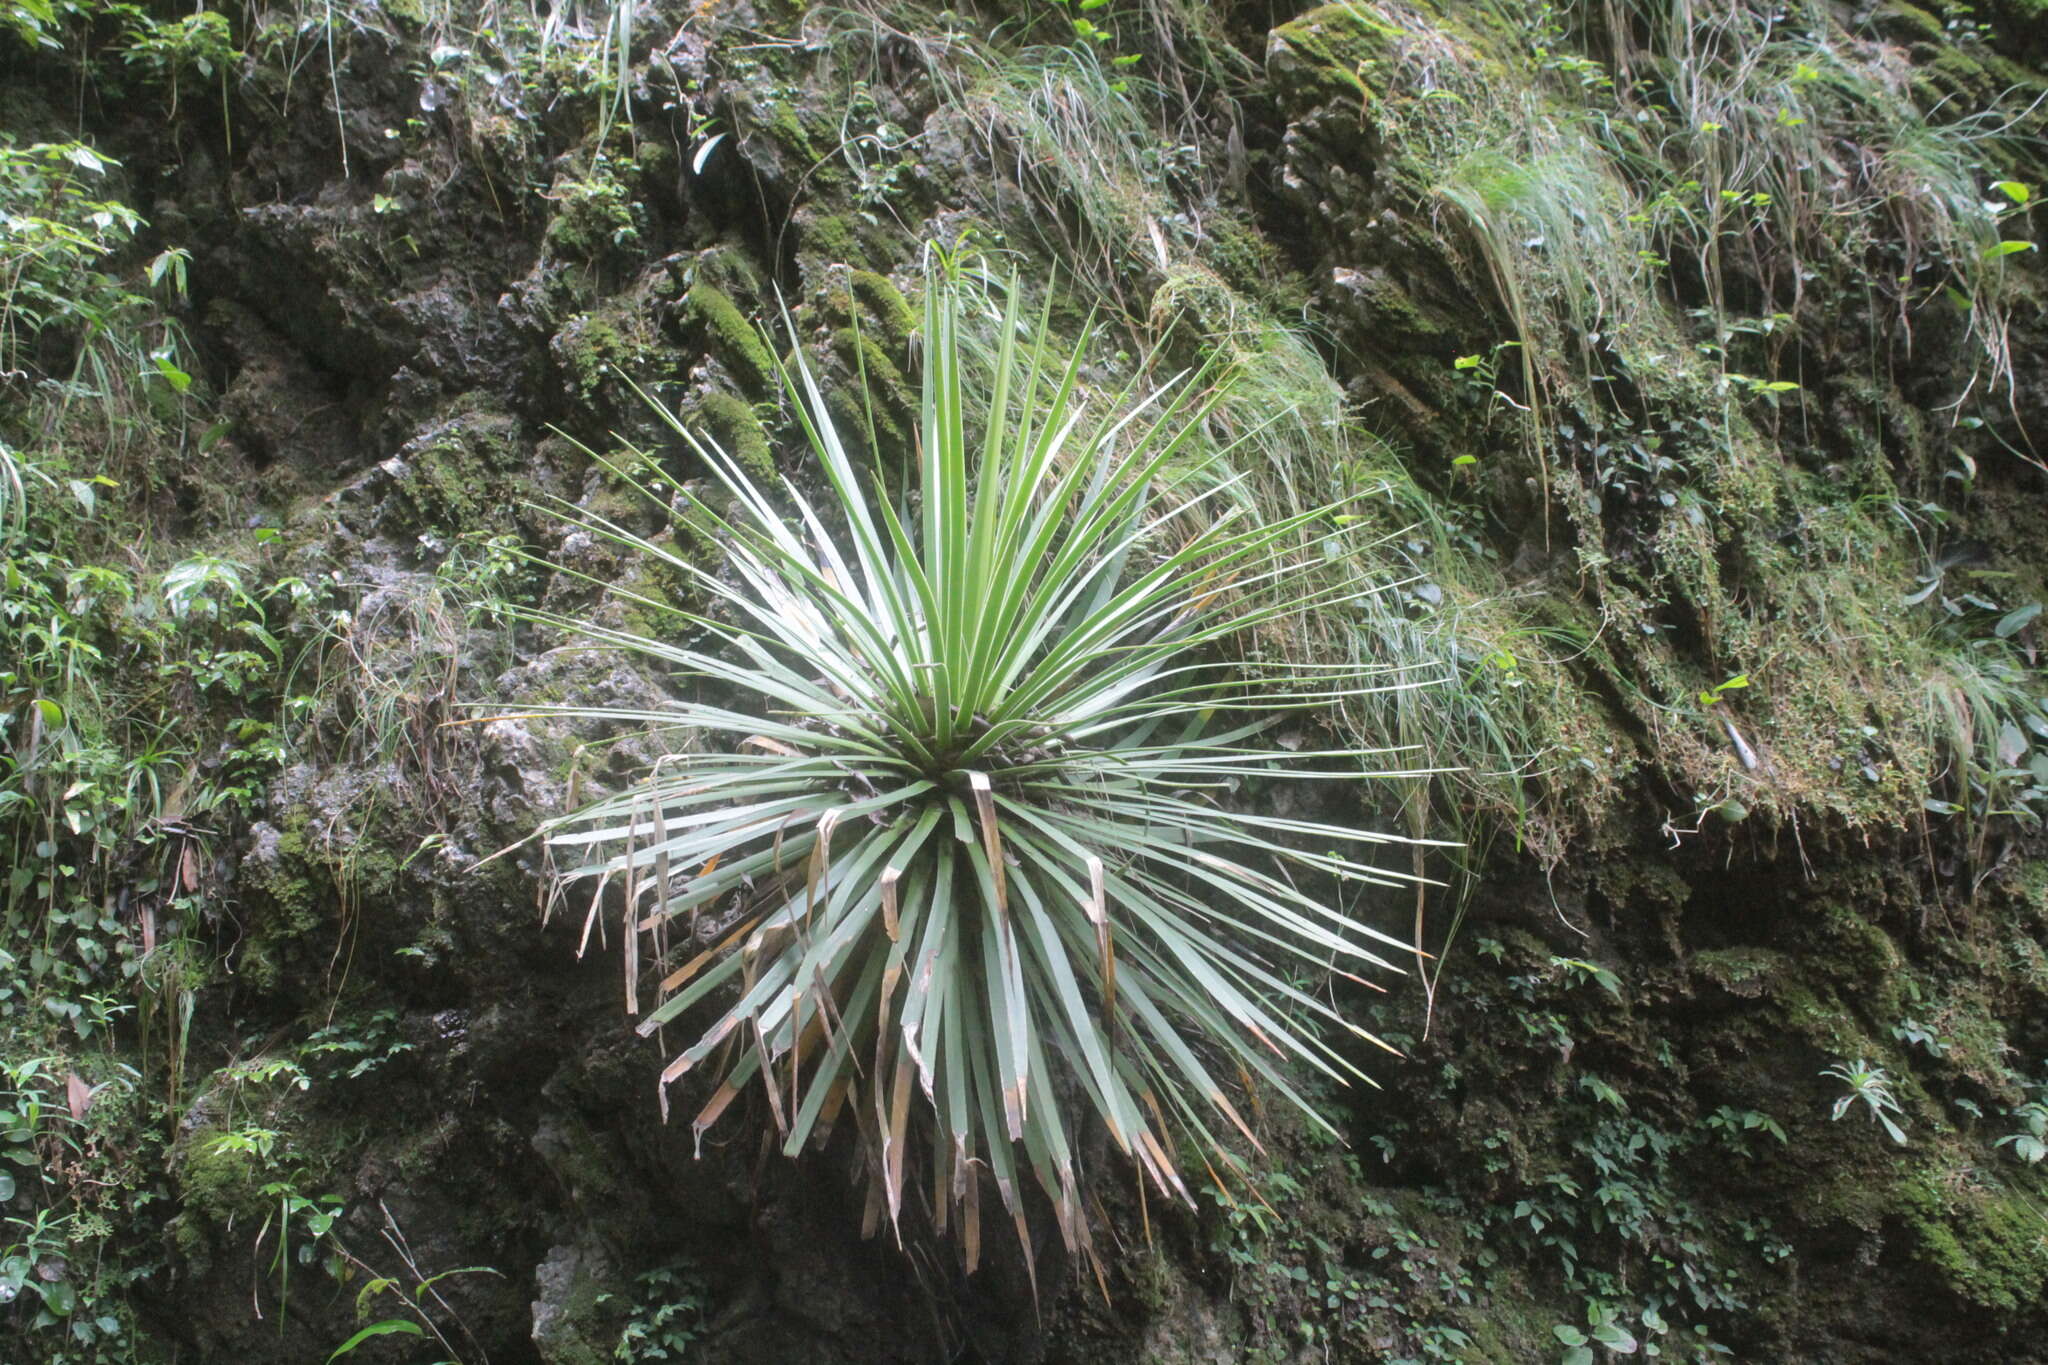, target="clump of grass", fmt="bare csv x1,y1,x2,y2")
1145,261,1596,1010
0,138,197,464
816,1,1247,321
1918,640,2048,873
1570,0,2032,392
950,36,1189,316
1430,123,1651,512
